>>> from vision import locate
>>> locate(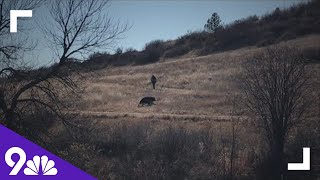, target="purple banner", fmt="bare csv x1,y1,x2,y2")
0,125,96,179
